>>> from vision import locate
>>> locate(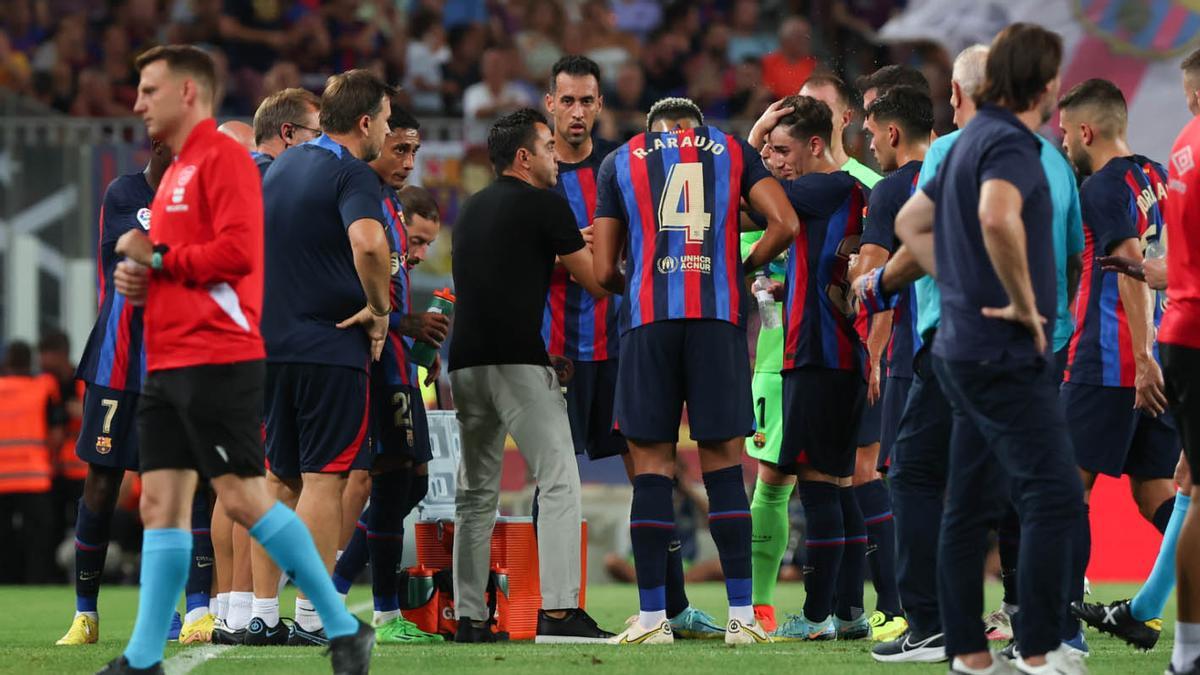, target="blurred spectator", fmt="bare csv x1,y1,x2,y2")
116,0,163,53
443,0,489,30
262,60,303,98
165,0,223,48
3,0,50,56
580,0,638,84
98,23,138,110
0,31,32,94
639,27,687,100
70,67,129,117
726,57,773,120
405,9,446,115
762,16,819,99
612,0,662,42
727,0,777,63
31,13,87,76
600,60,653,139
516,0,564,85
442,23,485,116
463,47,533,146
